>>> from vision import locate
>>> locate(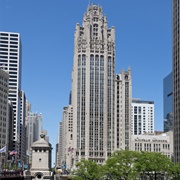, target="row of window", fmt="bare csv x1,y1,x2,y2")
0,33,18,37
0,56,18,59
0,48,17,52
0,40,18,44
